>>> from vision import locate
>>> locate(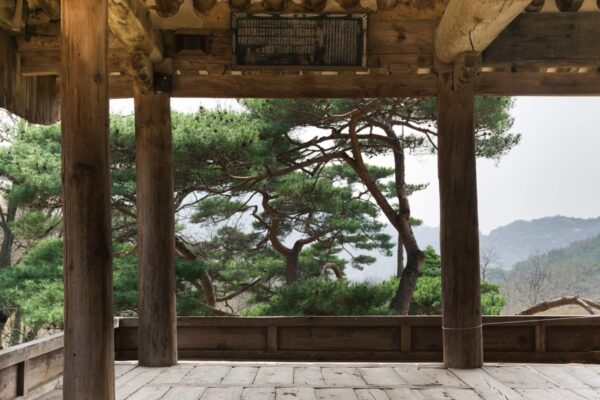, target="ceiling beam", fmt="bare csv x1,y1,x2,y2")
104,69,600,99
108,0,163,63
0,0,25,32
435,0,530,64
154,0,184,17
484,12,600,66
